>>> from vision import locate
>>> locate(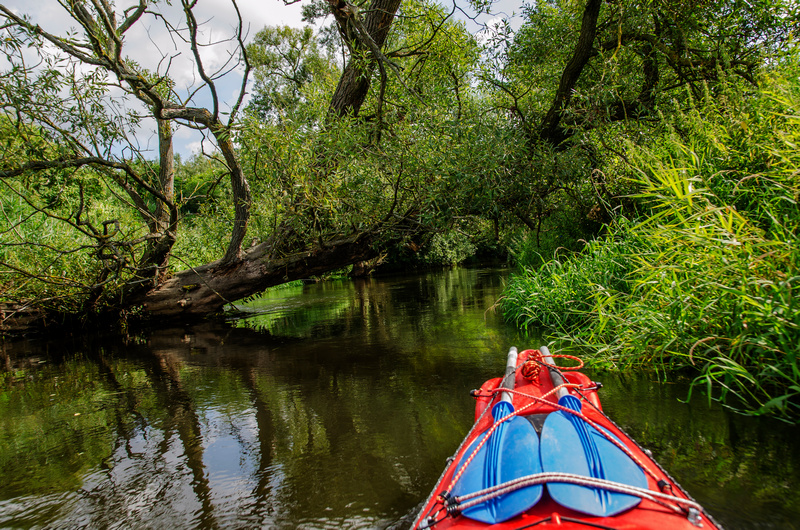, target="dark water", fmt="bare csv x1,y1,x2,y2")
1,268,798,529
